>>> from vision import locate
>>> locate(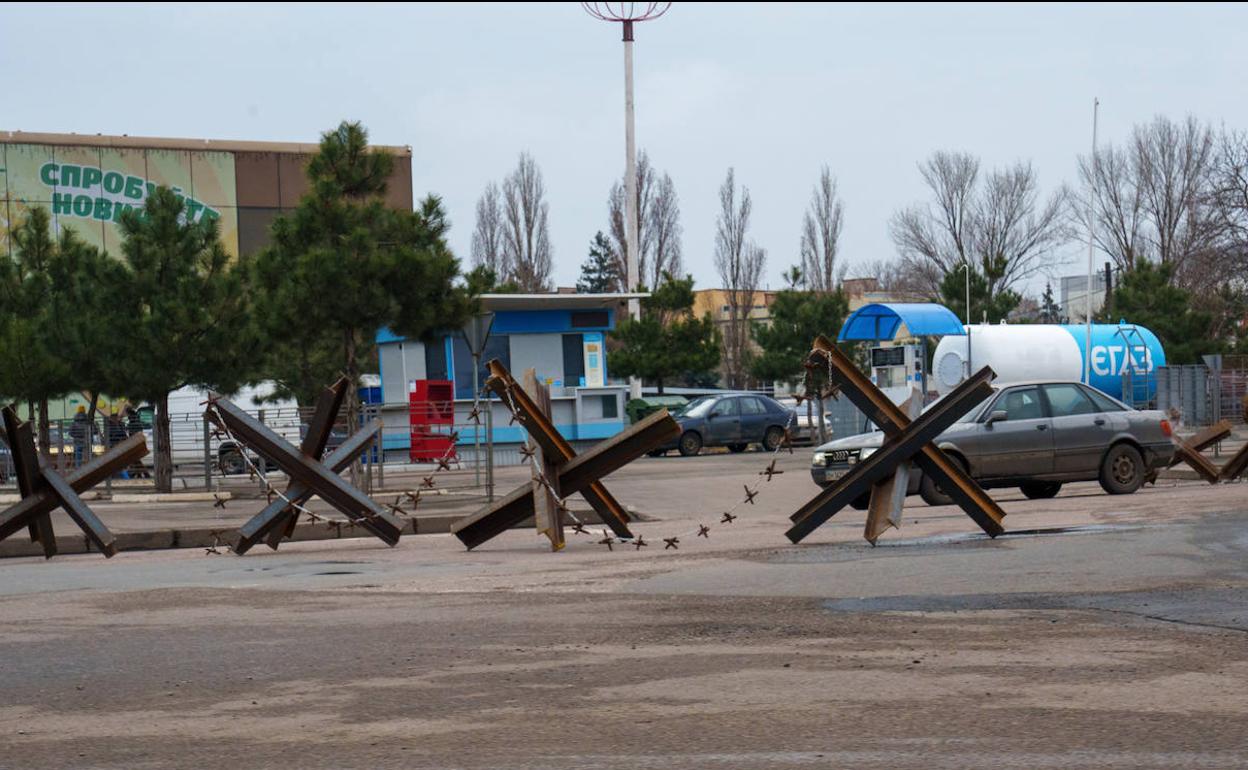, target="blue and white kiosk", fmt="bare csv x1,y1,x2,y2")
374,292,647,462
838,302,967,403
